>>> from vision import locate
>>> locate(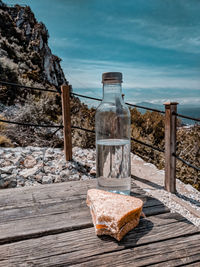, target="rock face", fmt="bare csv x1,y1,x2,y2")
0,0,66,98
0,0,95,151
